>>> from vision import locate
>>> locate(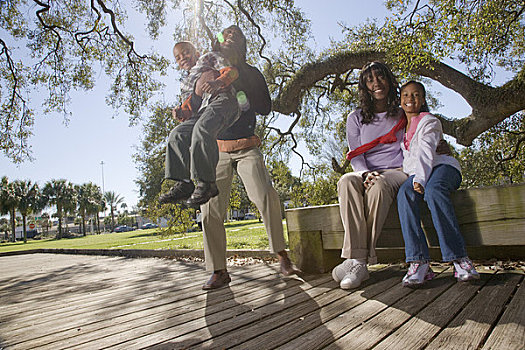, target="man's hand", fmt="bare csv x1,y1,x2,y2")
436,139,452,155
201,79,226,95
363,171,380,189
195,70,221,96
414,182,425,194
